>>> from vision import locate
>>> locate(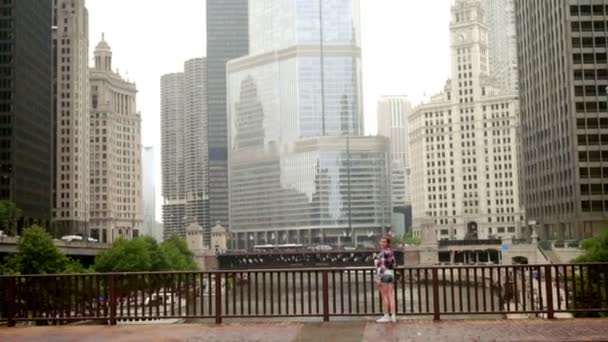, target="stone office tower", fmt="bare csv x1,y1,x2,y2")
515,1,608,239
89,36,143,242
52,0,90,237
410,0,524,241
